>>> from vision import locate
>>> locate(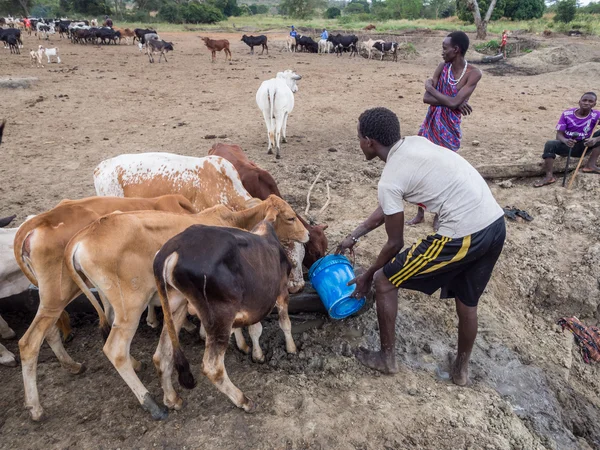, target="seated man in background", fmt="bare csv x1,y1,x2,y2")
534,92,600,187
